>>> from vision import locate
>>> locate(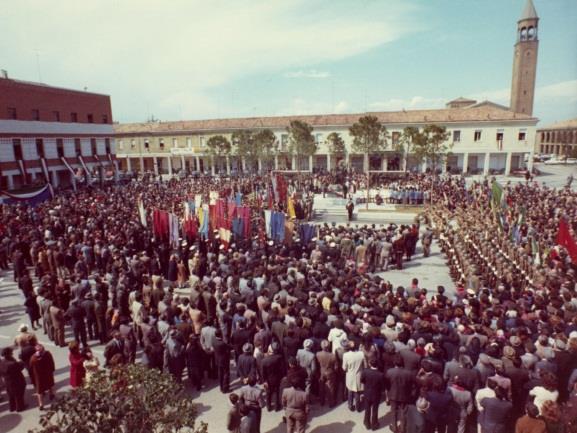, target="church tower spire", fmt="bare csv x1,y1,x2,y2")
510,0,539,115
